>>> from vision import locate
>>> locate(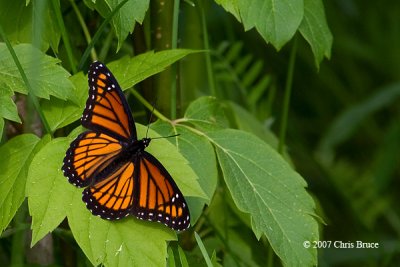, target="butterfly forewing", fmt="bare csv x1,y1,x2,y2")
83,62,136,141
62,131,123,187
